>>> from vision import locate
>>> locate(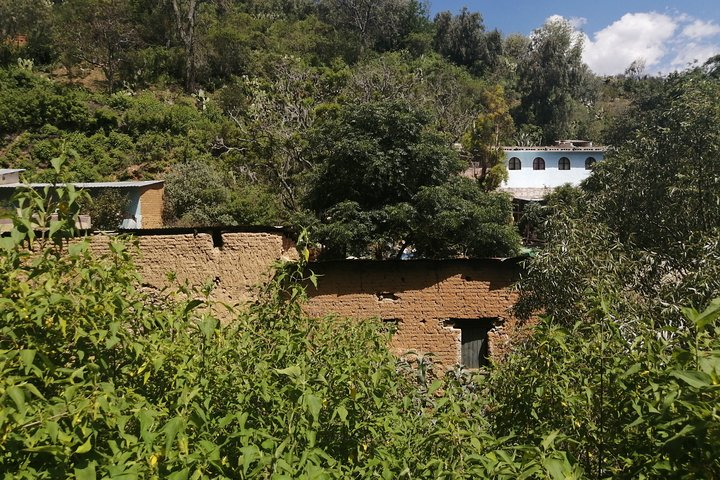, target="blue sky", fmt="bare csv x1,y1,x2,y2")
428,1,720,75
